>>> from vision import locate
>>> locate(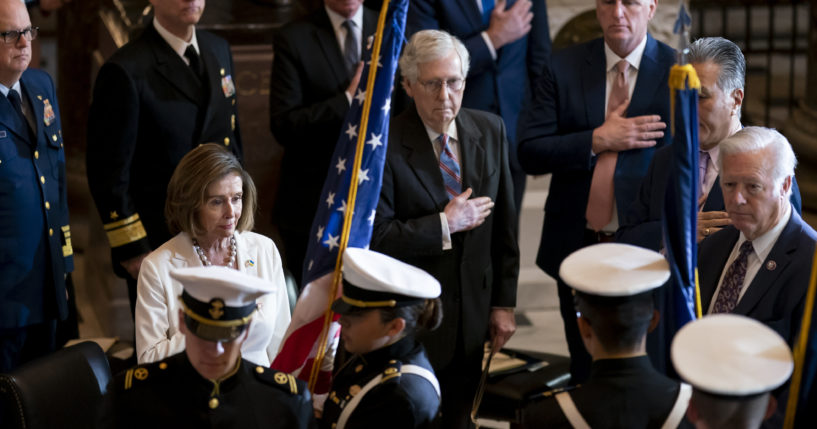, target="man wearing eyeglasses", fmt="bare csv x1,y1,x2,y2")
86,0,242,319
0,0,73,372
371,29,519,429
